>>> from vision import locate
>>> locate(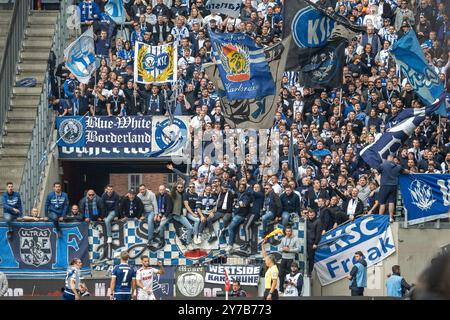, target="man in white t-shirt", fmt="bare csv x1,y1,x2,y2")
136,256,165,300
